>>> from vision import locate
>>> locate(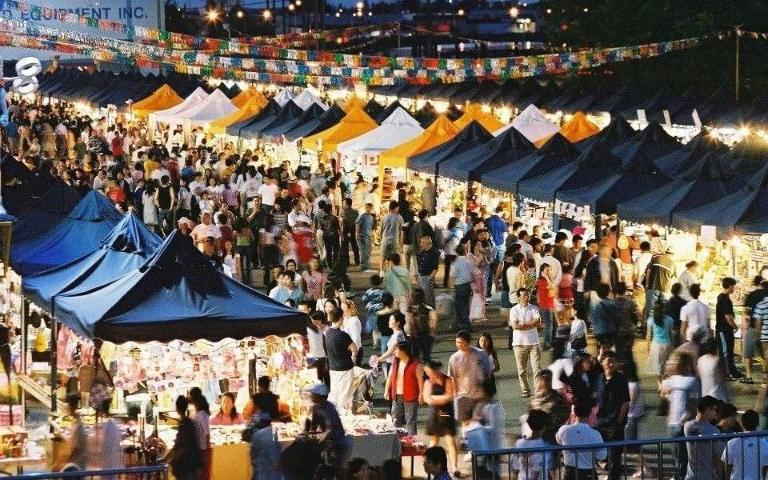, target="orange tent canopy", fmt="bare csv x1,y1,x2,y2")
454,104,505,133
207,97,266,135
378,114,460,171
132,85,183,117
232,87,268,109
342,95,365,112
560,112,600,143
303,104,377,160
